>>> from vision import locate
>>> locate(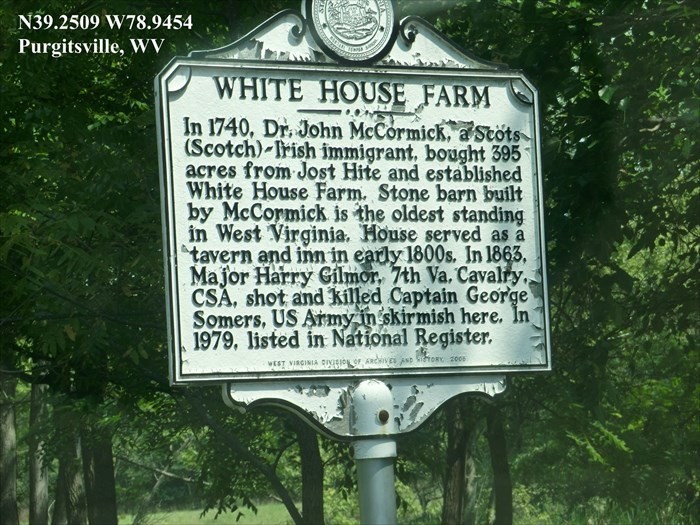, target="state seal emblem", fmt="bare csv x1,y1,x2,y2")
304,0,398,64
